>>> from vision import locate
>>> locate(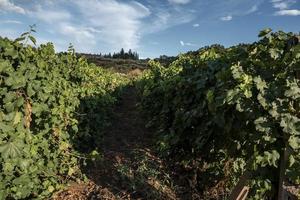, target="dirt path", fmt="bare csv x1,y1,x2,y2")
53,87,183,200
85,86,178,199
